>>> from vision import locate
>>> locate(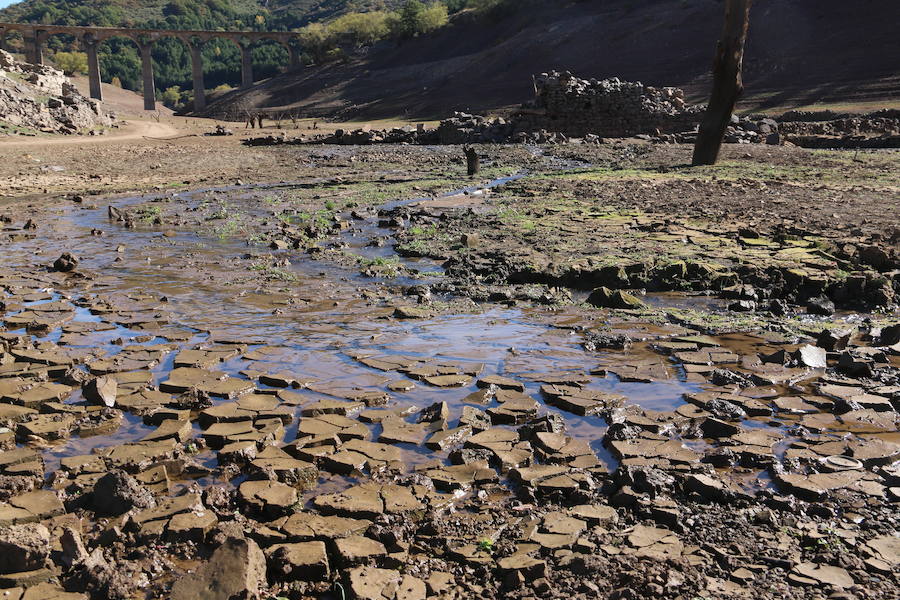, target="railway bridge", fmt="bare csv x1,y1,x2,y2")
0,22,301,111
